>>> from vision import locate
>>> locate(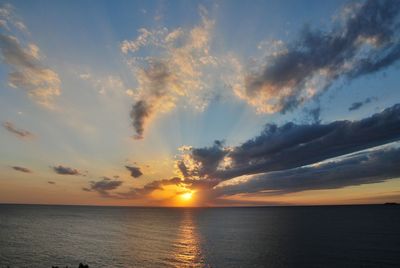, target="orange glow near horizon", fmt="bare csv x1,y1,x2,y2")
163,190,196,207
